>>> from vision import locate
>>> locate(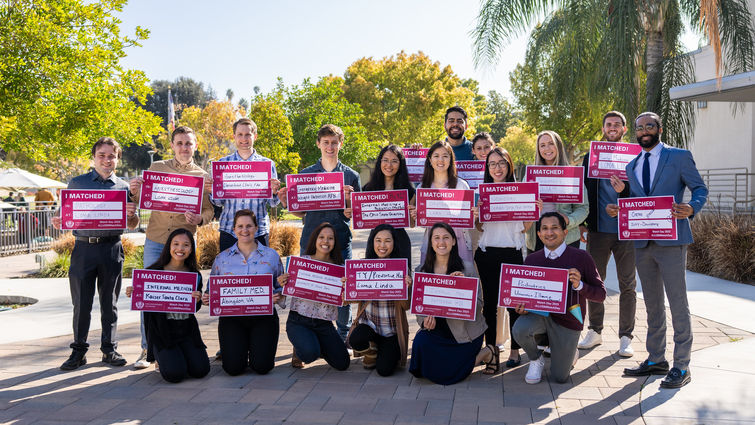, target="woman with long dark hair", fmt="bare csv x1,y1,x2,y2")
125,228,209,383
279,223,350,370
408,222,492,385
345,224,412,376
